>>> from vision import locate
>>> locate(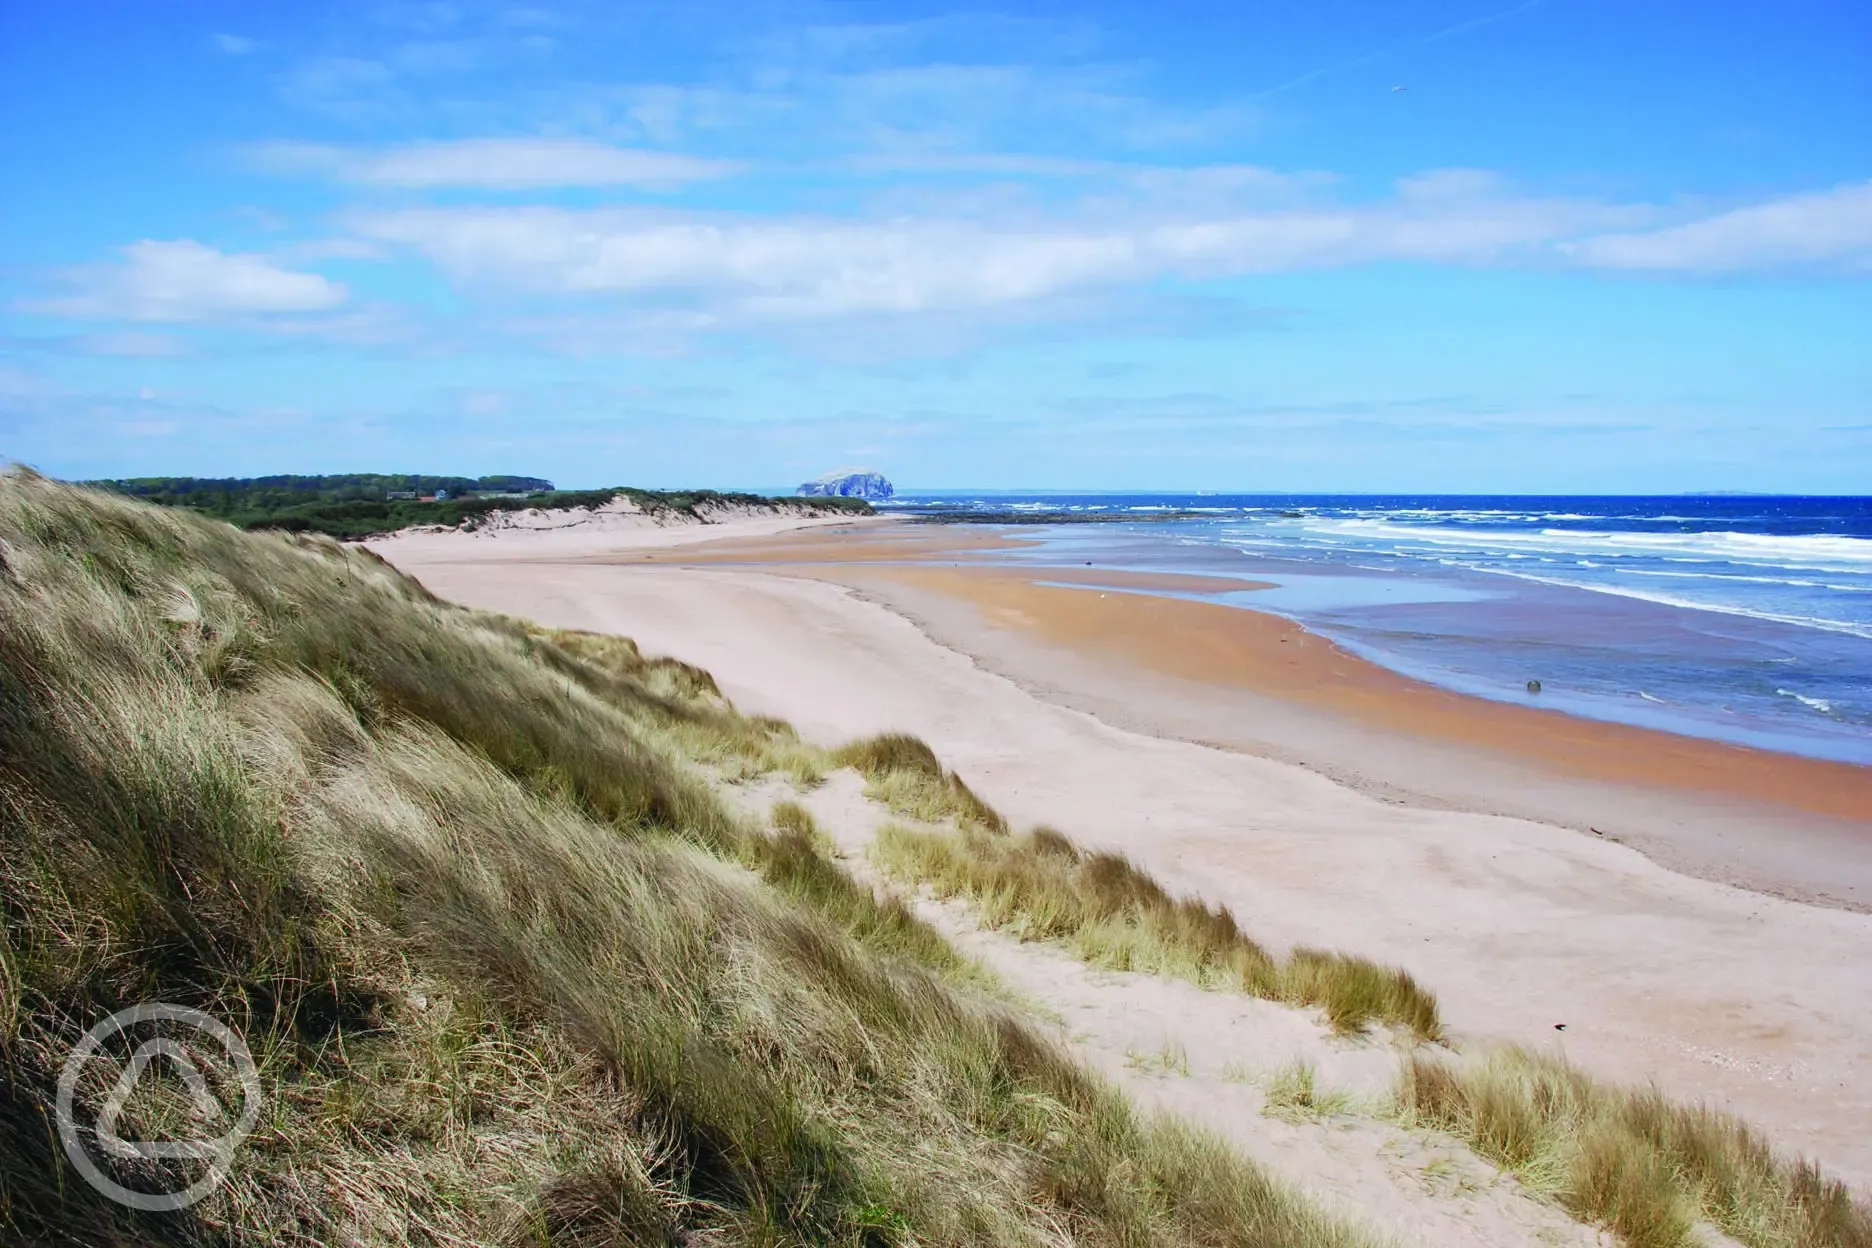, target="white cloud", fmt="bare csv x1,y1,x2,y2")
350,207,1145,316
32,241,347,323
345,179,1633,321
336,172,1869,338
246,138,738,189
1567,180,1872,272
212,32,258,56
